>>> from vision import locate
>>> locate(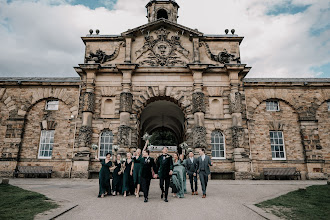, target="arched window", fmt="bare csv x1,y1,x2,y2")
157,9,168,19
211,131,225,159
99,130,113,159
